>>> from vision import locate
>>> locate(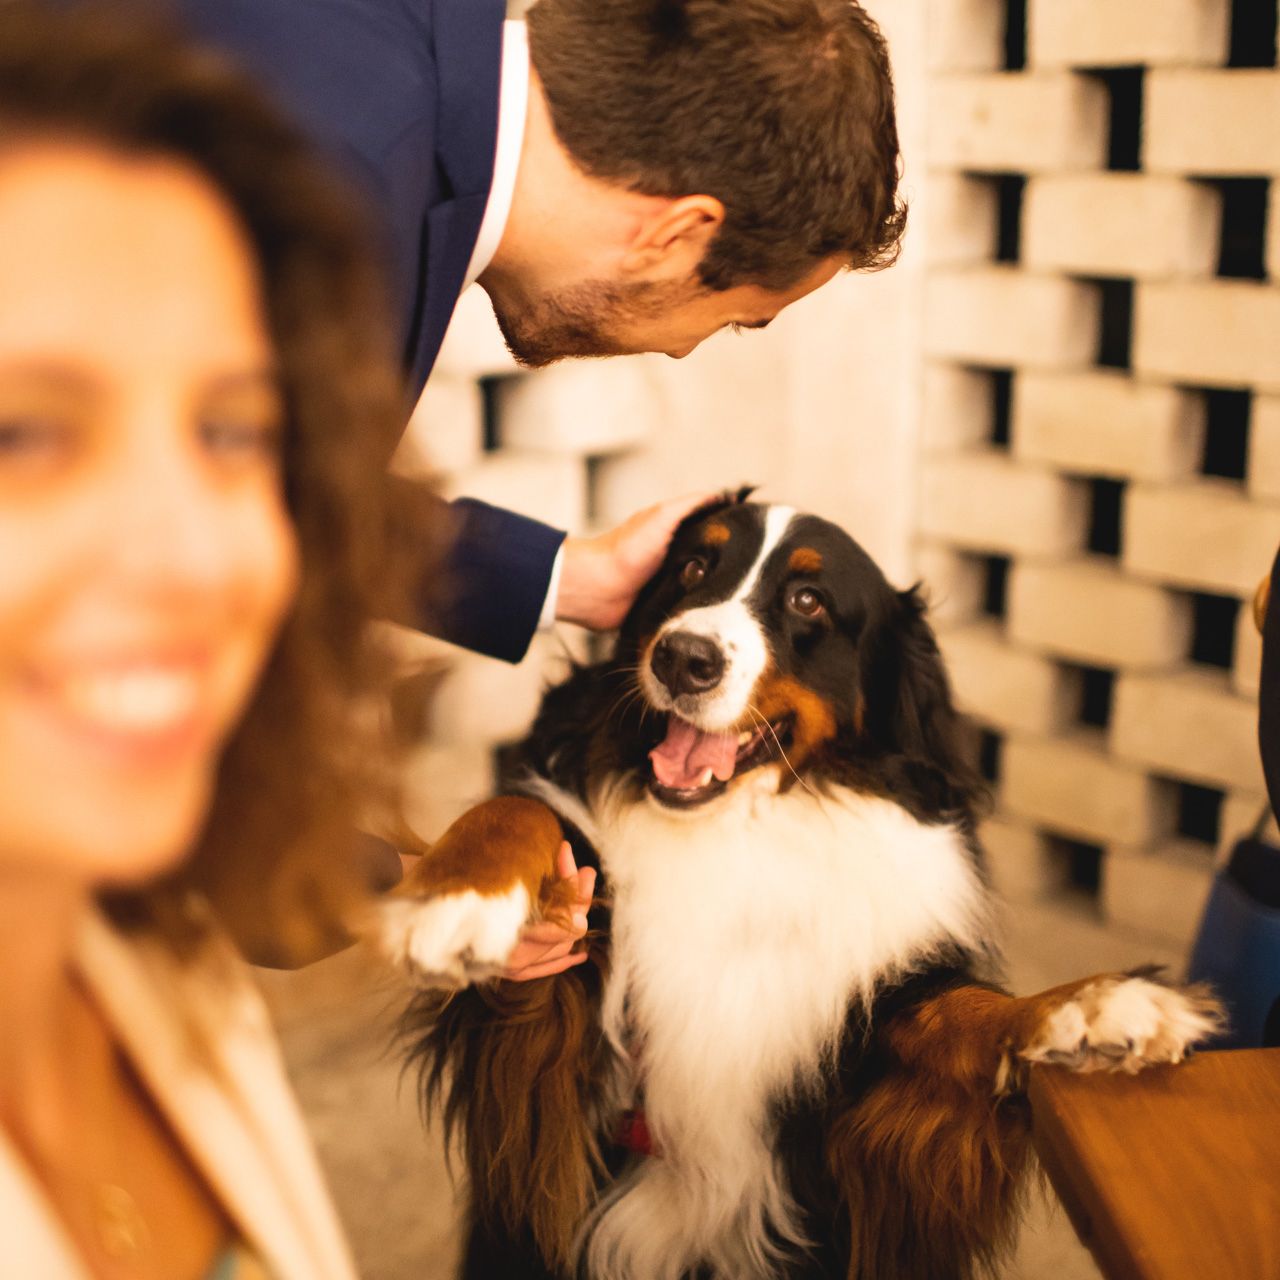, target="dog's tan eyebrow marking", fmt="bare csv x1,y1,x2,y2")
789,547,822,573
702,523,731,546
